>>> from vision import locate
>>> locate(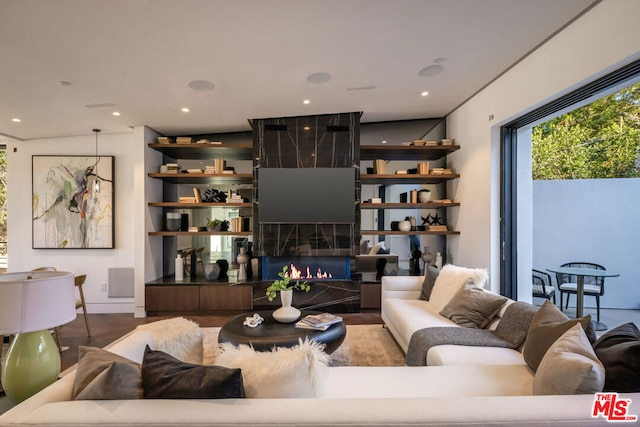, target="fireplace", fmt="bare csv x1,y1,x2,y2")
262,256,351,281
